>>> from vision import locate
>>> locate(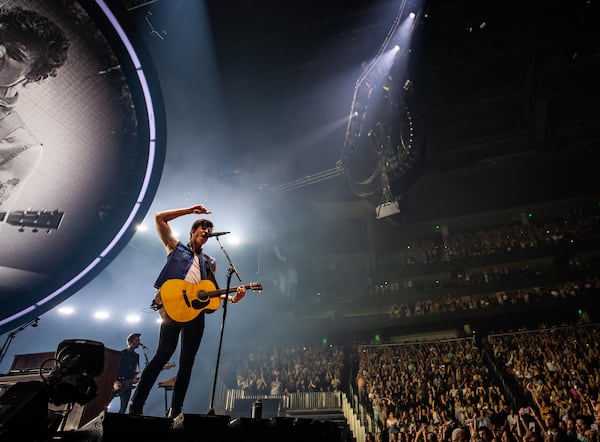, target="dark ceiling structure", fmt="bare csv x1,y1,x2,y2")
191,0,600,223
